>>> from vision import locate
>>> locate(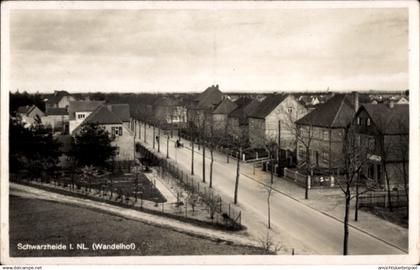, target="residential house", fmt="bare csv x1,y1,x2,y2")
211,98,238,137
187,85,224,129
295,94,357,174
153,96,187,128
68,100,105,134
227,98,261,142
16,105,44,127
71,105,135,161
44,90,76,110
352,103,408,190
41,108,69,133
248,94,308,151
